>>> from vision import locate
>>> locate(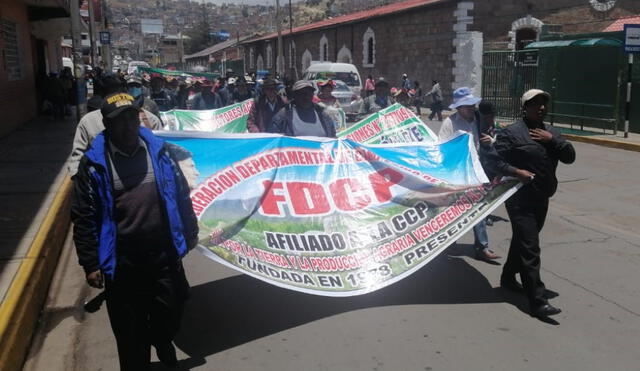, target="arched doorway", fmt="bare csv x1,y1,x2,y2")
516,28,537,50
